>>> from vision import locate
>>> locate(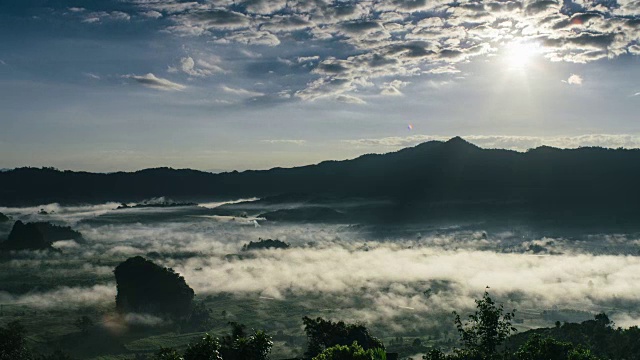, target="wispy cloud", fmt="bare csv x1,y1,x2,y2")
261,139,307,145
221,85,264,97
123,73,186,91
